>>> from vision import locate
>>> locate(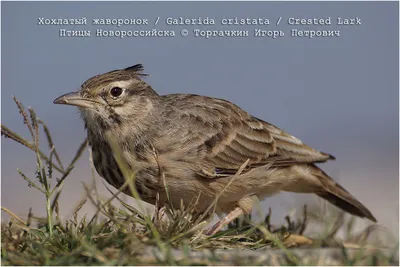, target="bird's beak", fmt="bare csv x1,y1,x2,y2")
53,91,97,109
